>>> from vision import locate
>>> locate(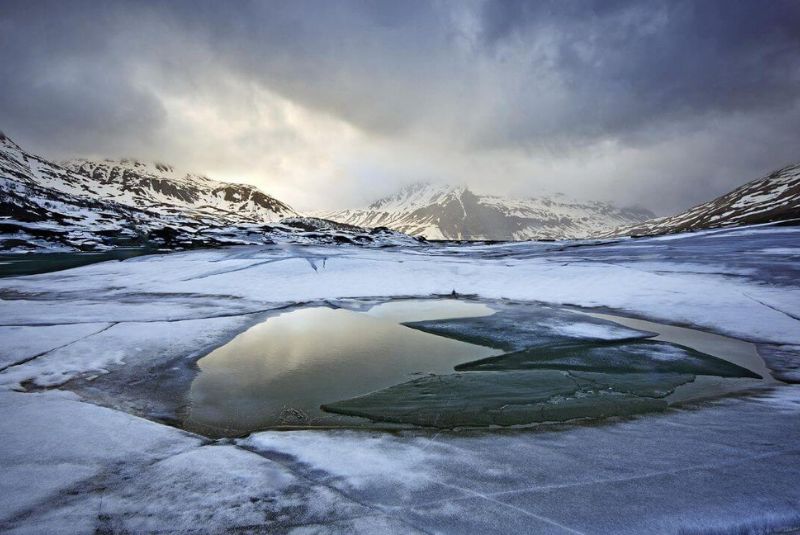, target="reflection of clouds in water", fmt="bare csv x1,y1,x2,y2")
365,299,495,323
185,302,500,432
